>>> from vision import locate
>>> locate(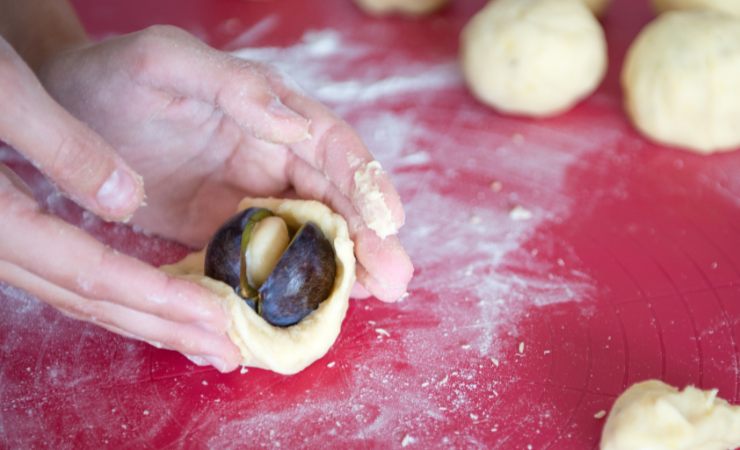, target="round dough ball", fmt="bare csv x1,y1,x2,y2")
162,198,356,375
582,0,611,16
652,0,740,17
460,0,607,118
353,0,448,16
622,10,740,153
